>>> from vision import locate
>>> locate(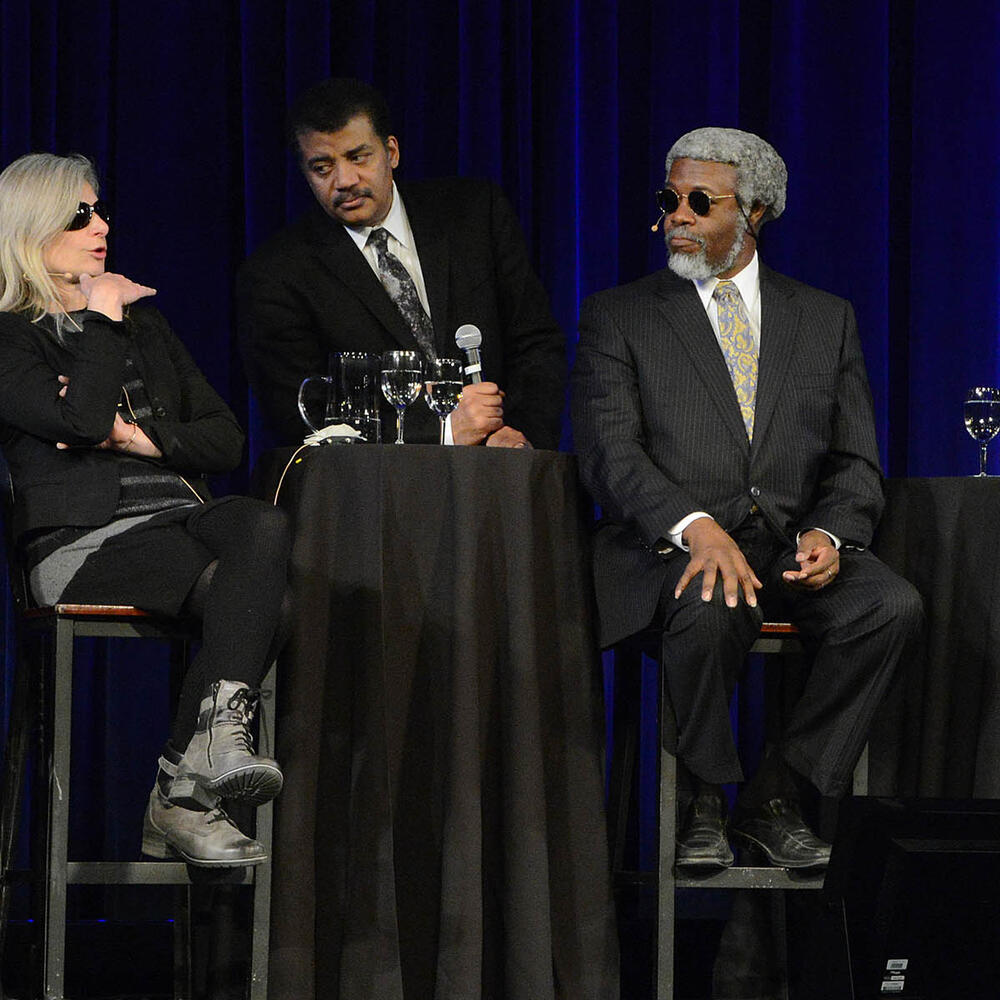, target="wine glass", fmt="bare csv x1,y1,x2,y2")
424,358,464,445
963,386,1000,476
380,351,423,444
